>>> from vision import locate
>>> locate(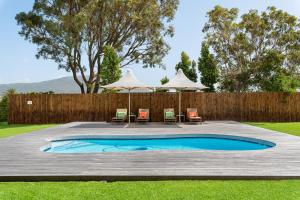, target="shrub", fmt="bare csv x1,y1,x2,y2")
0,89,16,122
